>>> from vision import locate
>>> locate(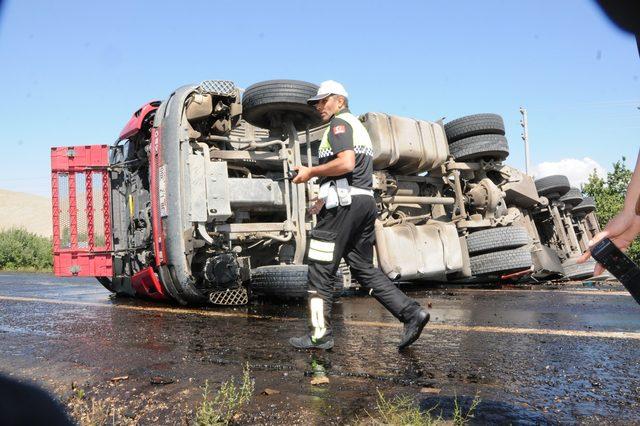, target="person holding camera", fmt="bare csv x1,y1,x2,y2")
579,151,640,274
